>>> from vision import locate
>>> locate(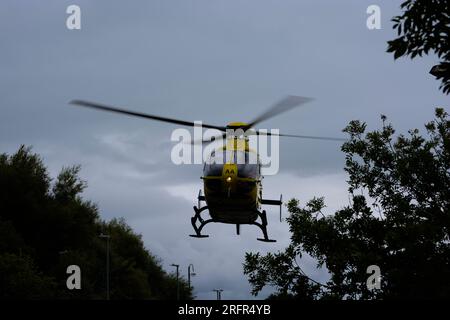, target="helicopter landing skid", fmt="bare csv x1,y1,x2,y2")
189,206,276,242
189,205,213,239
254,210,277,243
